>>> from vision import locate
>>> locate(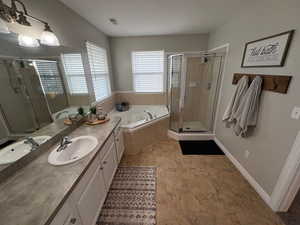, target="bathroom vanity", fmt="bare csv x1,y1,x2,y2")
50,123,124,225
0,117,125,225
